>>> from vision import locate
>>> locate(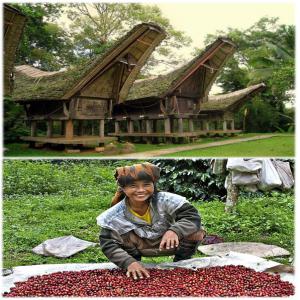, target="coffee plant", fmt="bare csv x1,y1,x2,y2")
152,159,226,201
